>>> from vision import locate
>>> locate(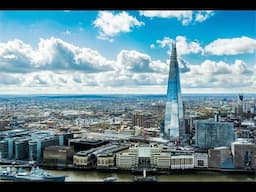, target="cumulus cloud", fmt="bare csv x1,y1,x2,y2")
0,37,114,73
139,11,214,25
93,11,144,42
117,49,168,73
205,36,256,55
181,60,255,89
1,37,255,94
139,11,193,25
155,36,203,55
